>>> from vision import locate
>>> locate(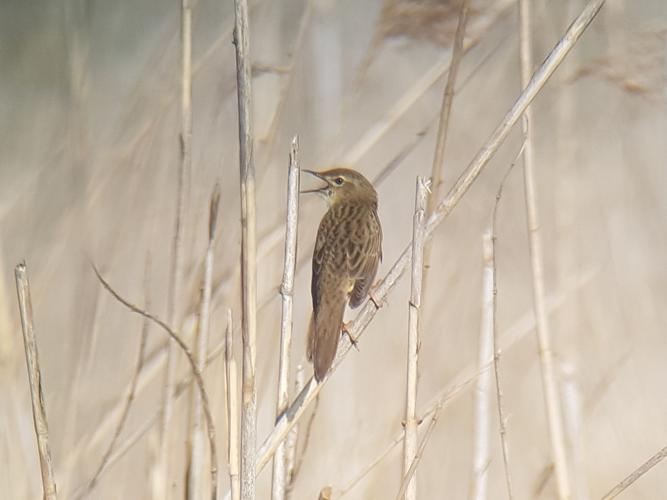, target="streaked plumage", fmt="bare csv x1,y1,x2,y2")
302,168,382,381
